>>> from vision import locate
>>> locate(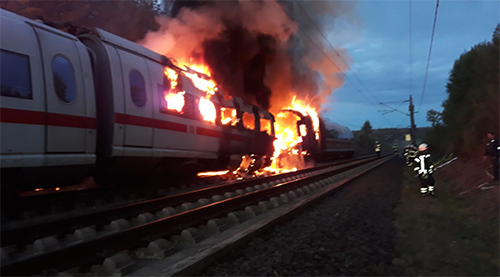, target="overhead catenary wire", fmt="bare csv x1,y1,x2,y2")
417,0,440,117
274,1,391,128
288,1,396,128
409,0,413,96
295,1,382,106
296,2,402,129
